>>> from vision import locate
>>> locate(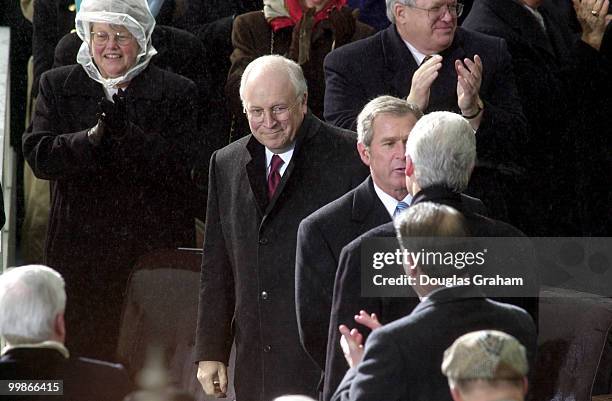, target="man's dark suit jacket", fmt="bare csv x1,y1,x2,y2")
0,347,132,401
331,286,537,401
296,176,391,373
194,113,369,401
462,0,612,236
323,185,536,401
323,25,528,220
